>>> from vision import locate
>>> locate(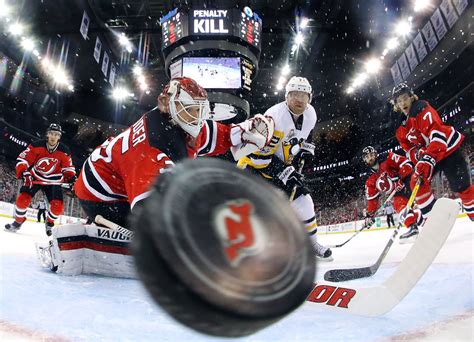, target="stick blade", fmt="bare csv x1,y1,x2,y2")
324,267,373,282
